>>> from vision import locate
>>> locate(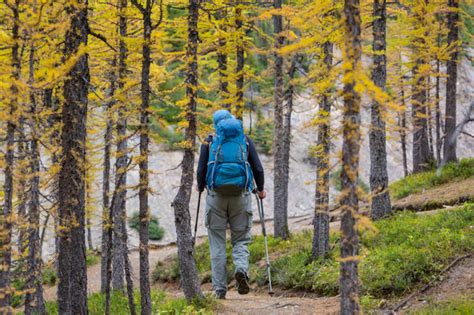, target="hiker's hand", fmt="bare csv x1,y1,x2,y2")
257,190,266,199
195,185,200,192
